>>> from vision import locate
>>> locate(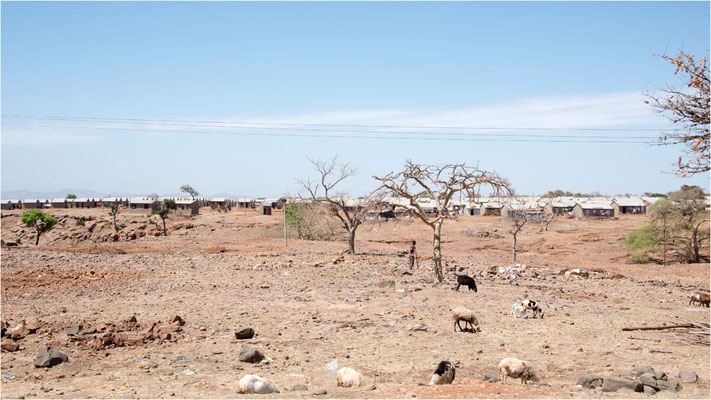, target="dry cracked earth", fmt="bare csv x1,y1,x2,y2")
1,208,709,399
